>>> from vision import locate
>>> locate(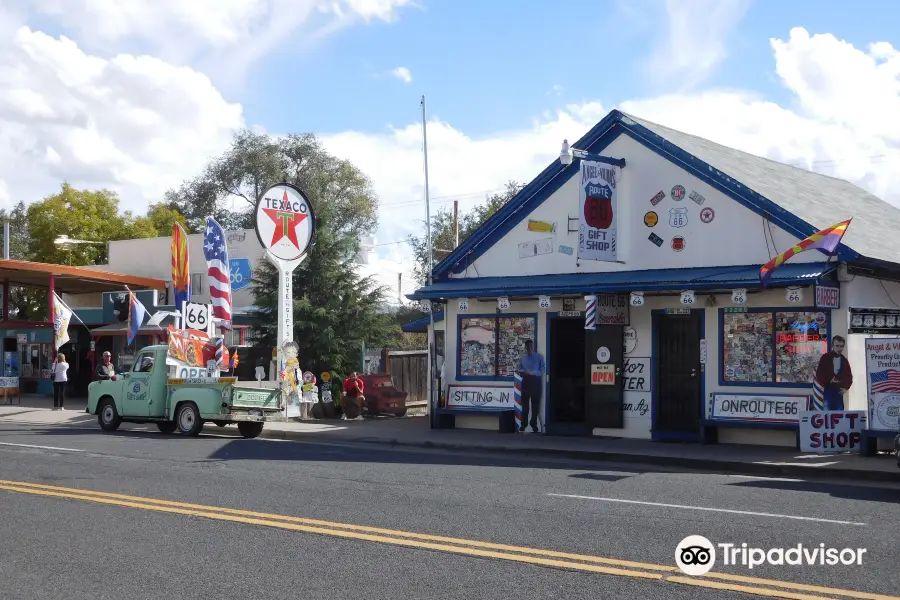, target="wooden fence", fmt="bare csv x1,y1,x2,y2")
384,349,427,406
